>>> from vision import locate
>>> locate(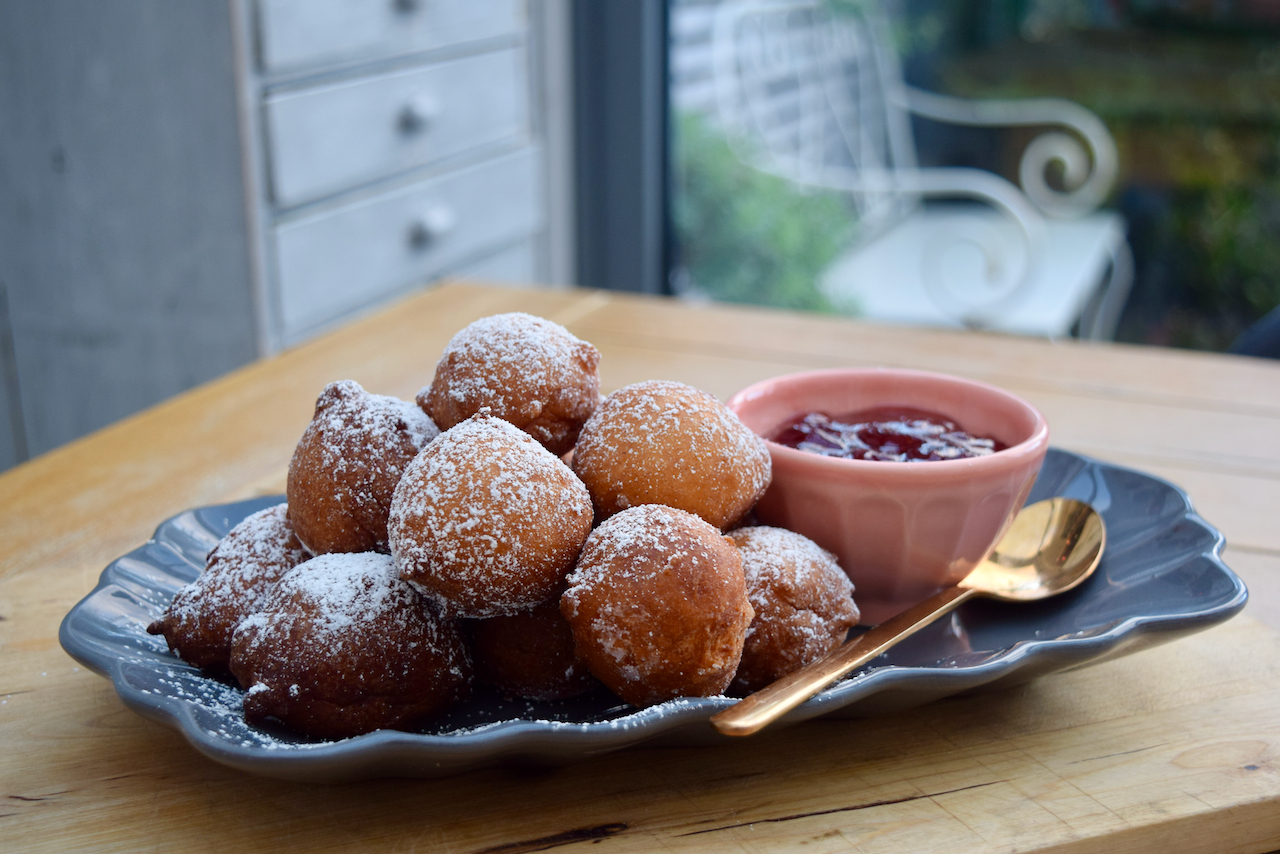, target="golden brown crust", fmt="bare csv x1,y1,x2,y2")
421,312,601,456
147,312,867,733
468,596,599,701
229,552,471,739
286,380,438,555
727,526,860,694
570,380,771,529
146,503,308,679
560,505,754,707
388,412,594,618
